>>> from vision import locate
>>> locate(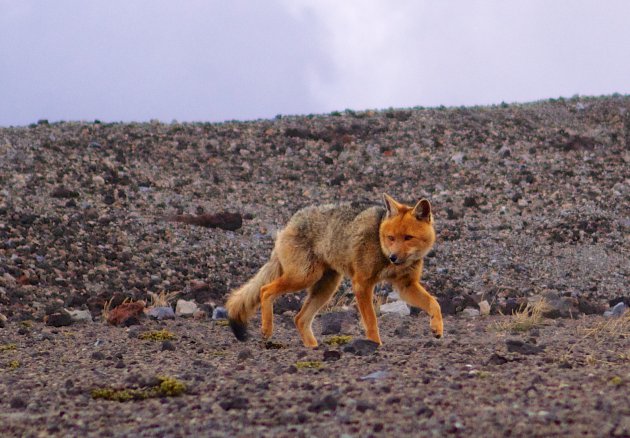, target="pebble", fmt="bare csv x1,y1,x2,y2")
10,397,27,409
308,394,338,413
45,311,73,327
91,351,106,360
161,341,176,351
175,299,198,317
506,339,545,355
92,175,105,186
219,396,249,411
603,302,626,317
461,307,480,318
237,349,253,361
212,306,228,320
147,306,175,320
379,300,410,316
193,310,207,320
343,339,379,356
323,350,341,362
360,370,389,380
67,309,93,323
319,310,356,335
478,300,491,316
